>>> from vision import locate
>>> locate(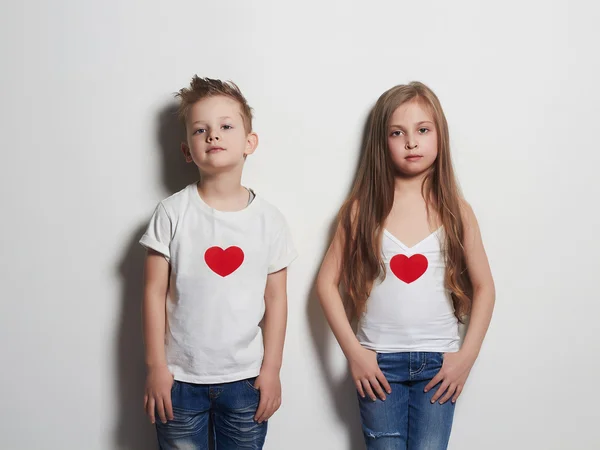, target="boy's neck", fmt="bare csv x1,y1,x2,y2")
197,170,249,212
